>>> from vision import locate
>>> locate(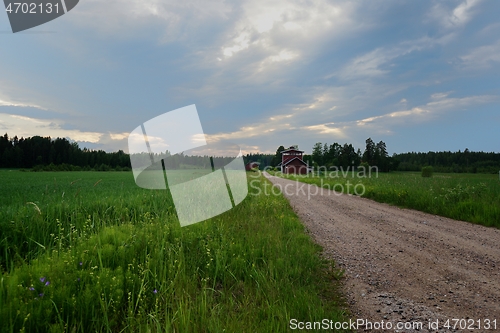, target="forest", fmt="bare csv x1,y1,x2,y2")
245,139,397,172
0,134,130,171
395,149,500,173
1,133,499,173
245,139,500,174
